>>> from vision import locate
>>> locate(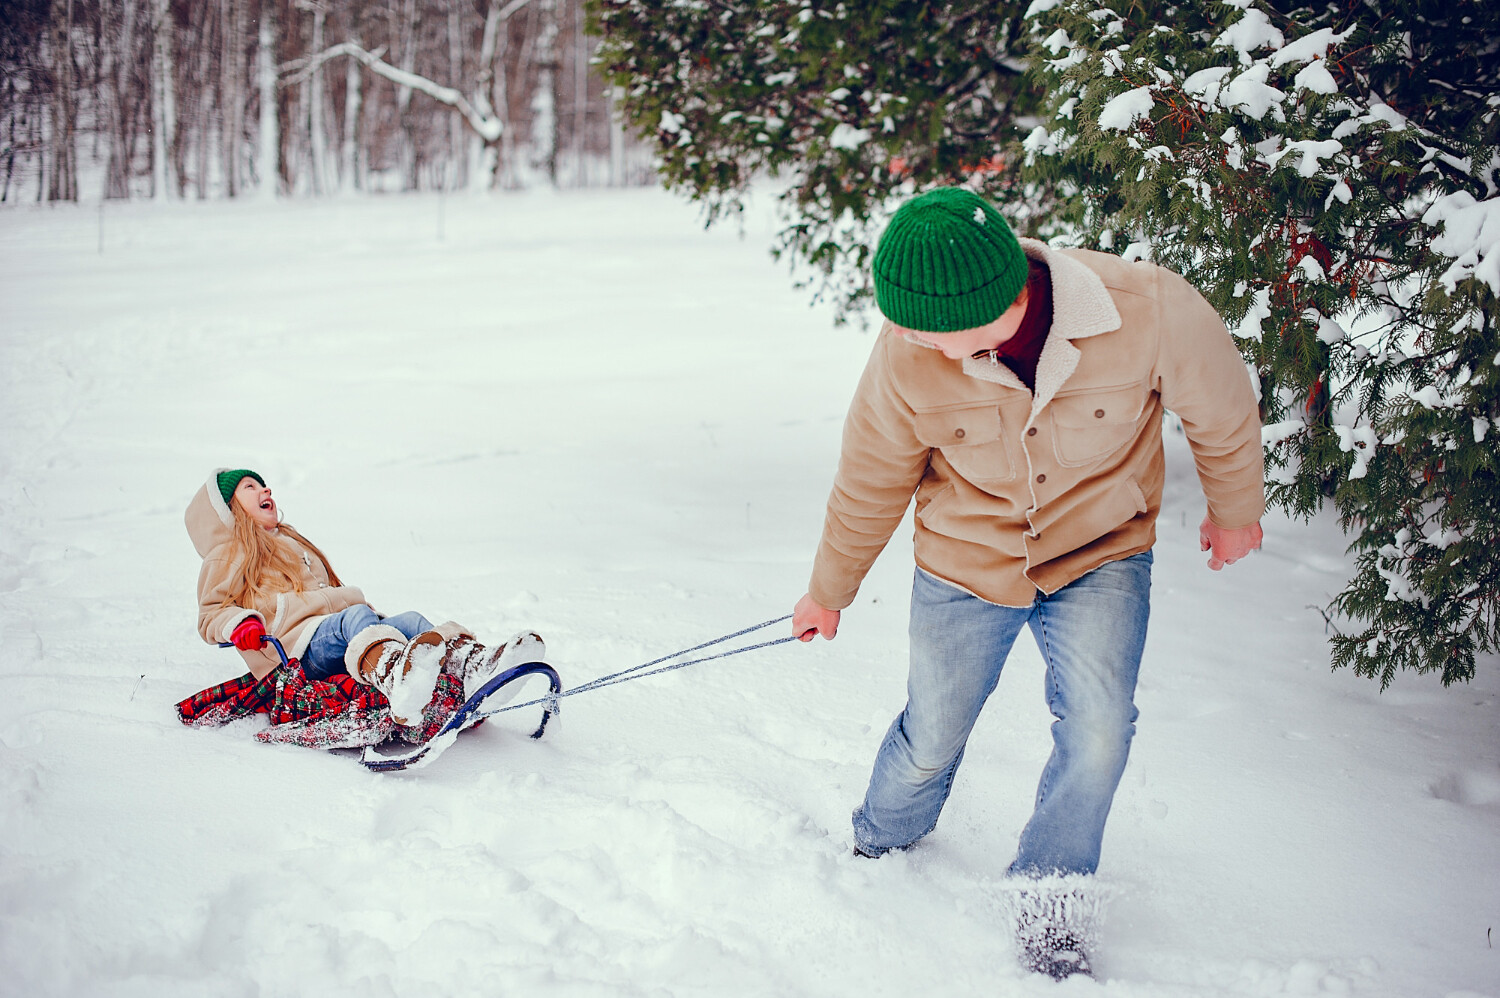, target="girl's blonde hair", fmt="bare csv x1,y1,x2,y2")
221,499,343,609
